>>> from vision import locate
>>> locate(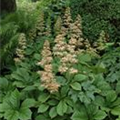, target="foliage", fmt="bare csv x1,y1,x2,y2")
0,2,39,72
0,0,120,120
99,47,120,92
0,22,19,72
70,0,120,42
